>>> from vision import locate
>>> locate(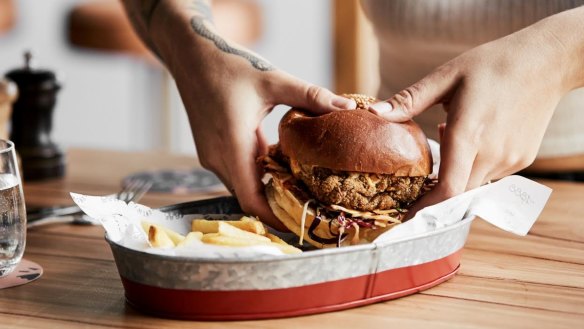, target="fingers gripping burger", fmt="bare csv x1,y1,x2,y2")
261,94,434,248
